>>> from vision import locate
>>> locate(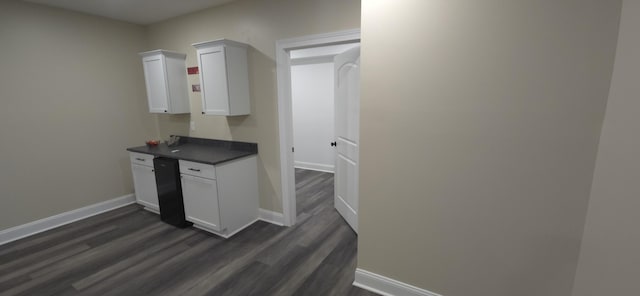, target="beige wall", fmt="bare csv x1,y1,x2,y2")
0,1,157,230
0,0,360,230
146,0,361,212
572,1,640,295
357,1,621,295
